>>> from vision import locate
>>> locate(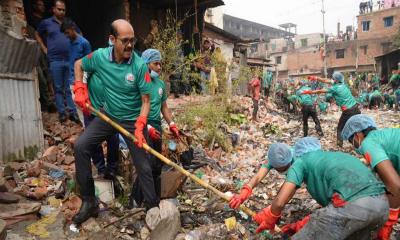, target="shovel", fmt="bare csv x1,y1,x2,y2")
86,104,281,233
